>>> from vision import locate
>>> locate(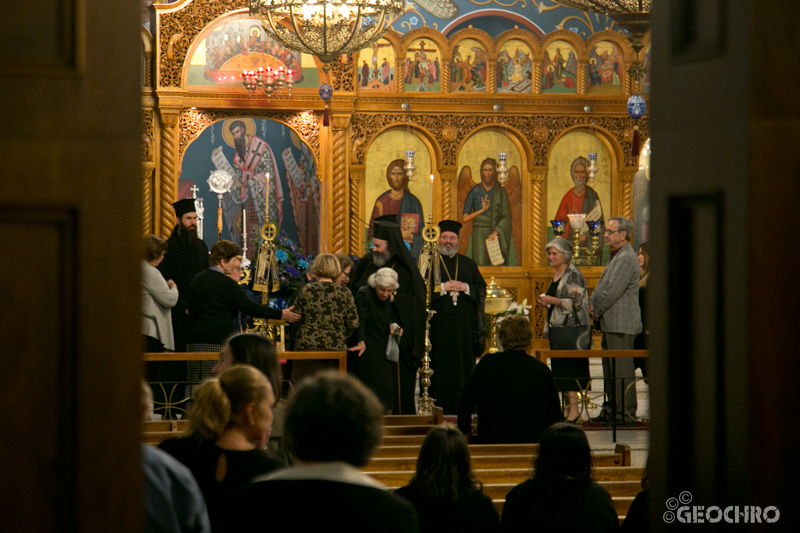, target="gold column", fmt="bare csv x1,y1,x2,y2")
441,59,450,93
349,166,365,255
158,109,181,238
533,62,542,94
531,168,547,267
142,167,154,236
331,115,351,253
396,59,405,93
578,60,588,94
624,68,634,96
619,167,637,220
439,168,456,219
487,56,496,94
